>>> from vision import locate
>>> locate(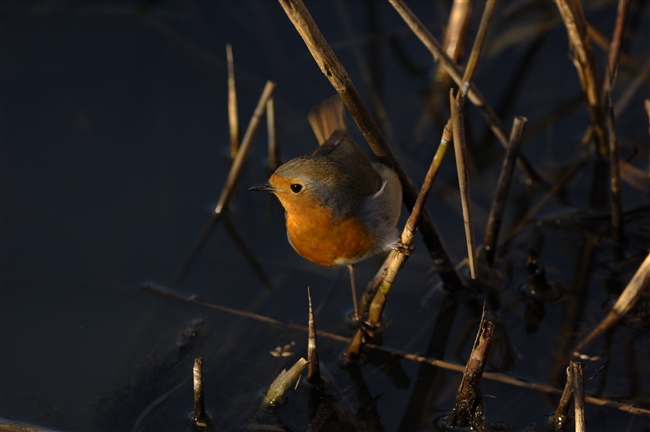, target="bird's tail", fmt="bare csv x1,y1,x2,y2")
308,95,347,145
